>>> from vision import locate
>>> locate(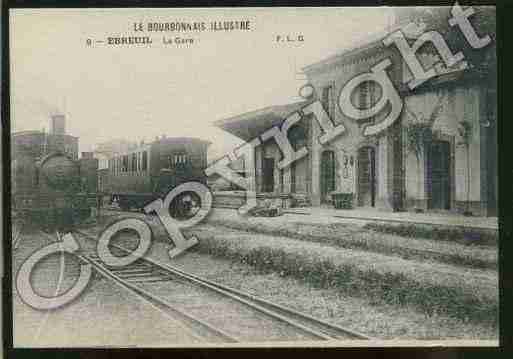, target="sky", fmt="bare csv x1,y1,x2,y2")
10,7,394,160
